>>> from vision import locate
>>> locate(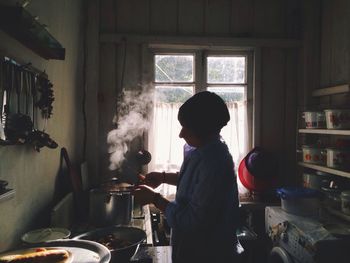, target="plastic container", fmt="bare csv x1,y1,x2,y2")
301,145,325,165
277,187,321,217
340,191,350,215
303,111,326,128
324,109,350,129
